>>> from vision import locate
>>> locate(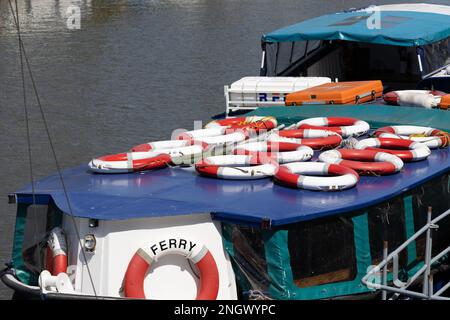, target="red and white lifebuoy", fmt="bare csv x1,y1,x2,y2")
46,227,67,276
374,125,450,149
355,137,431,162
89,151,172,173
232,141,303,153
318,149,404,175
295,117,370,137
234,144,314,164
131,140,194,152
124,238,219,300
191,131,248,146
267,133,342,150
274,162,359,191
383,90,446,107
205,116,277,131
195,154,277,179
175,127,229,140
